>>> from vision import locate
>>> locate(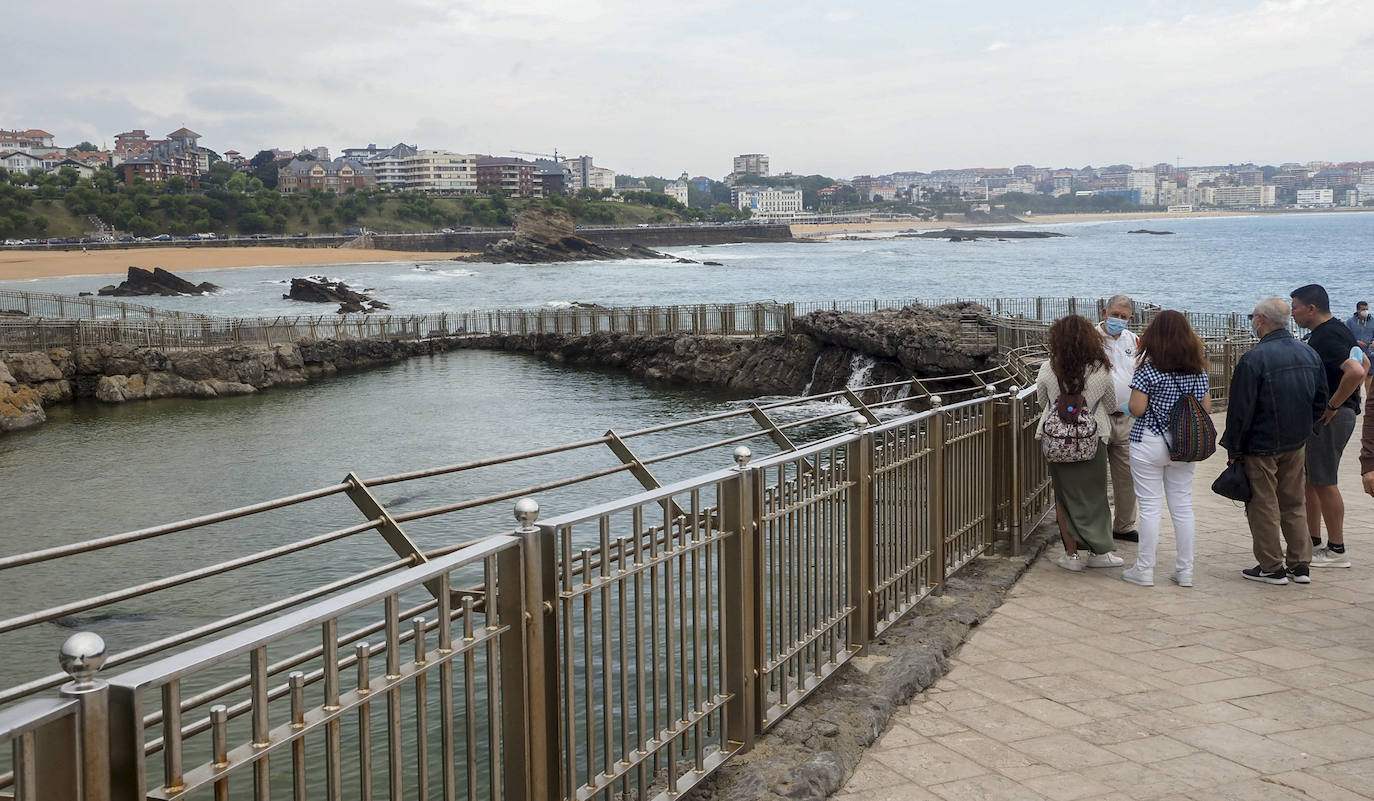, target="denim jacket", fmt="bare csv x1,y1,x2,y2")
1221,329,1328,457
